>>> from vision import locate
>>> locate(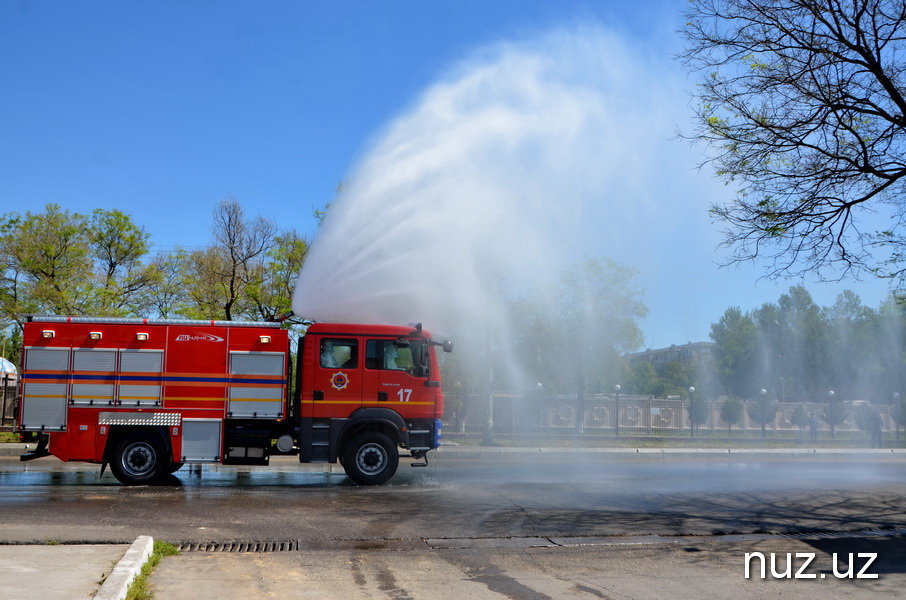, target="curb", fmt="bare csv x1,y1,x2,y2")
1,442,904,458
432,445,905,460
96,535,154,600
